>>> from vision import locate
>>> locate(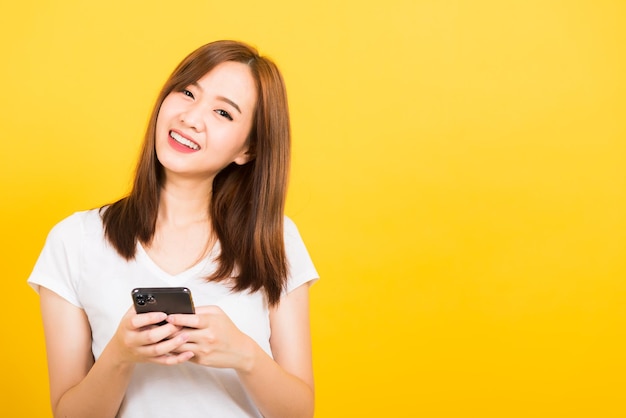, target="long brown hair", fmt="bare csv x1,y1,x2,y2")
101,40,290,305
